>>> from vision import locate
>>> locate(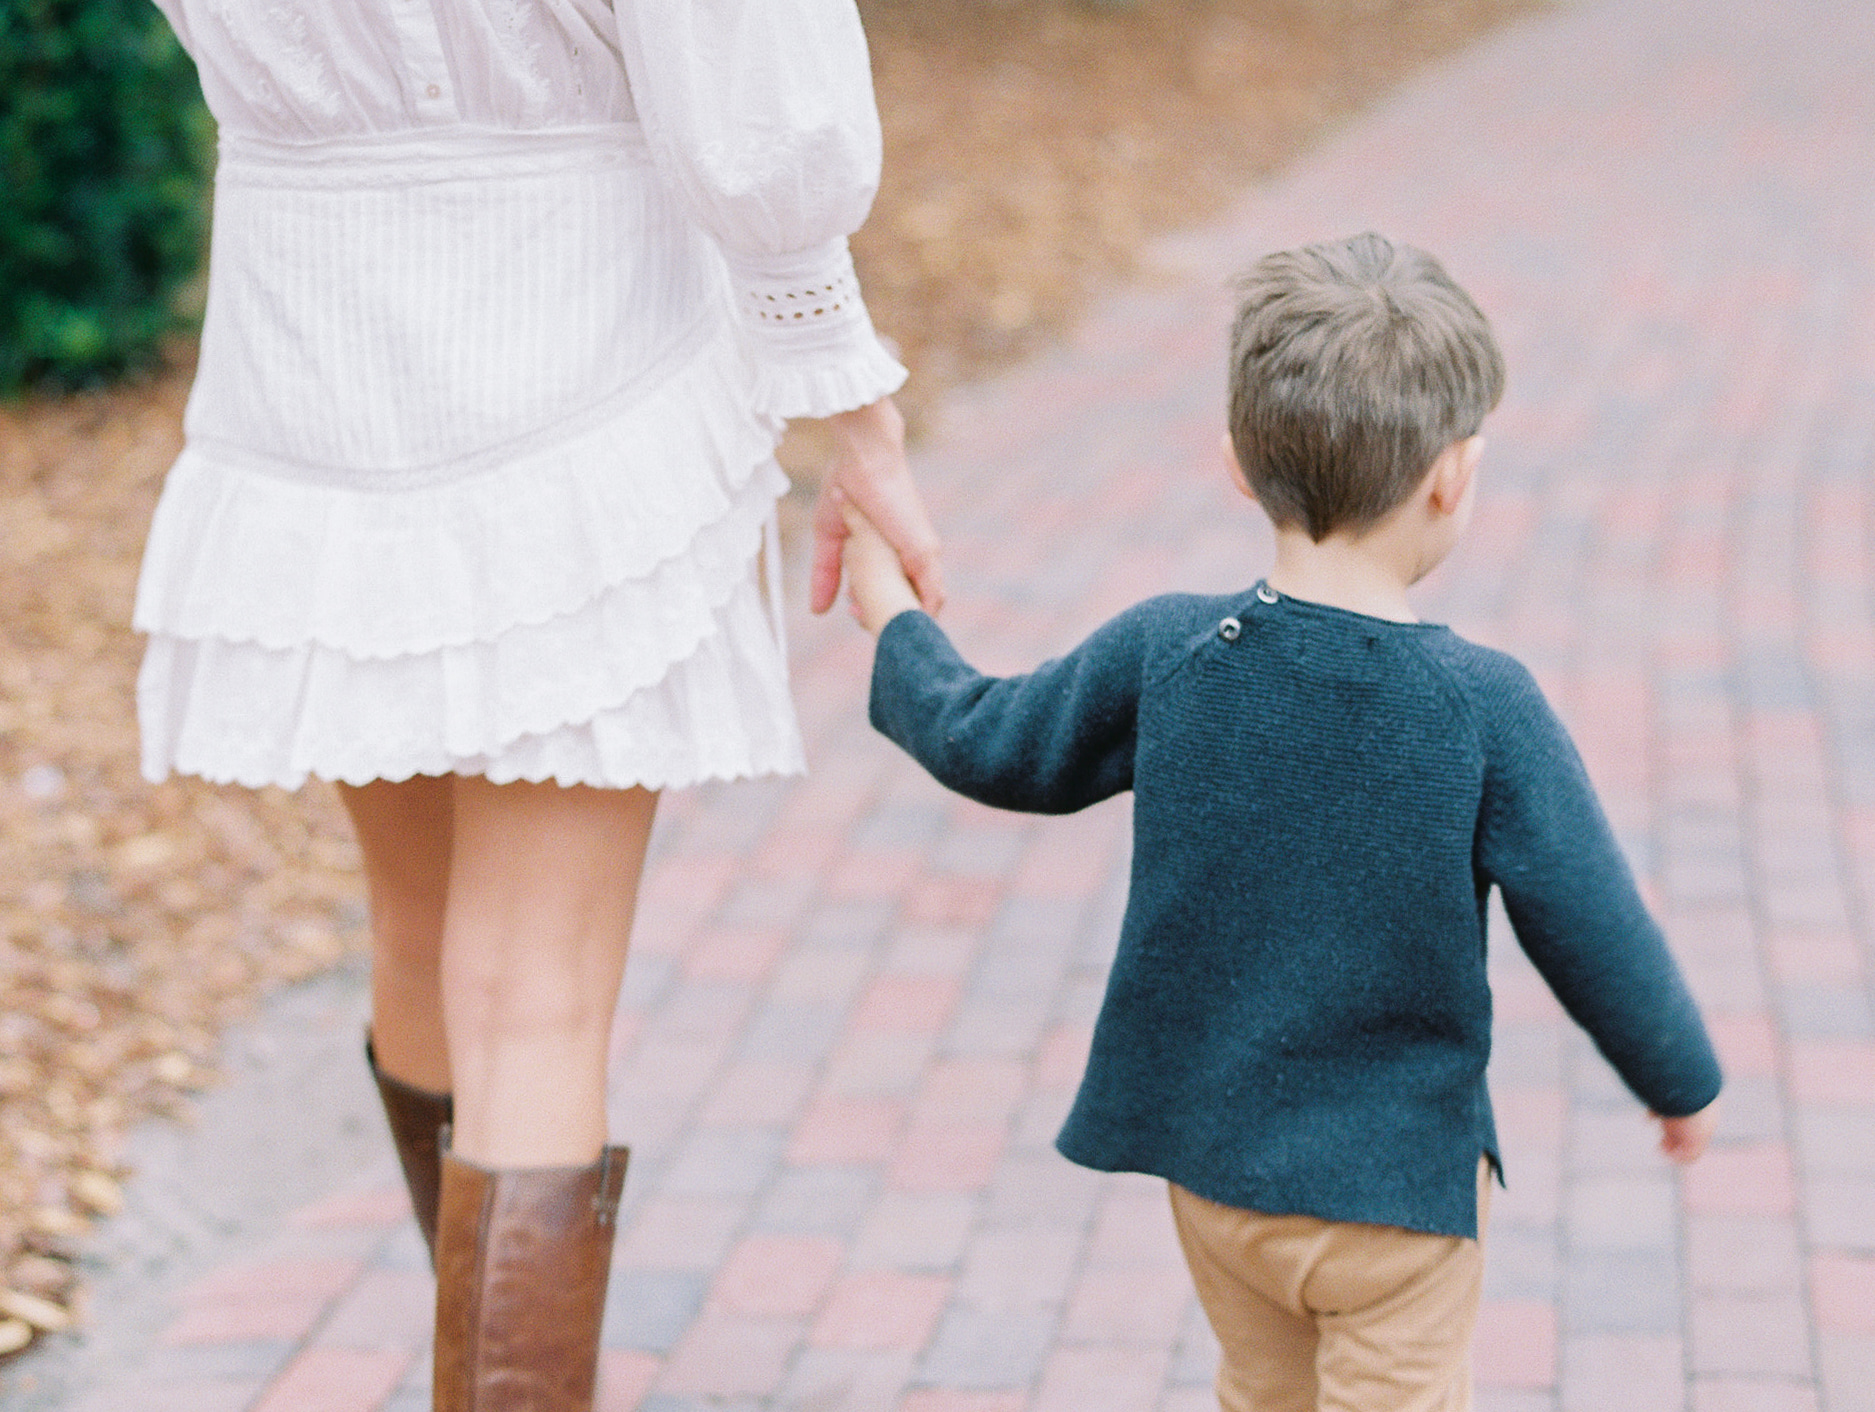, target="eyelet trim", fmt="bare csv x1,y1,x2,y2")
746,265,862,324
